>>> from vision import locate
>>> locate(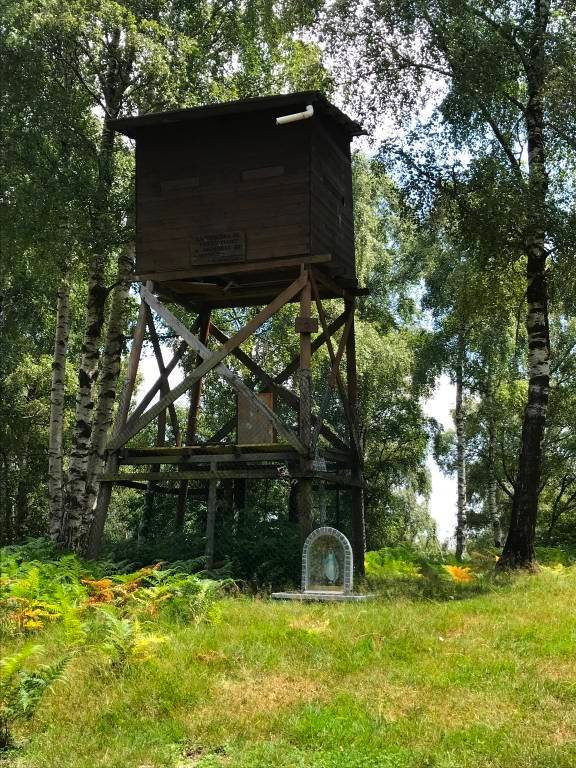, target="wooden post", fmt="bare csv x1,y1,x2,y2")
205,469,217,569
139,327,169,547
345,299,365,575
234,478,247,536
175,310,211,530
297,270,313,537
86,282,151,558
